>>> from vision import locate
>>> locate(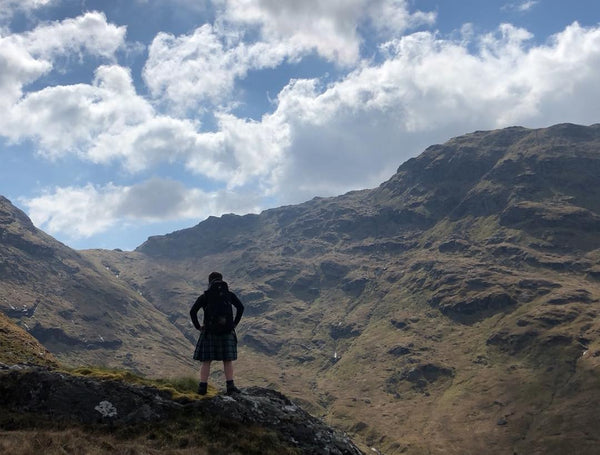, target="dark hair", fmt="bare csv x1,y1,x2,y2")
208,271,223,284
